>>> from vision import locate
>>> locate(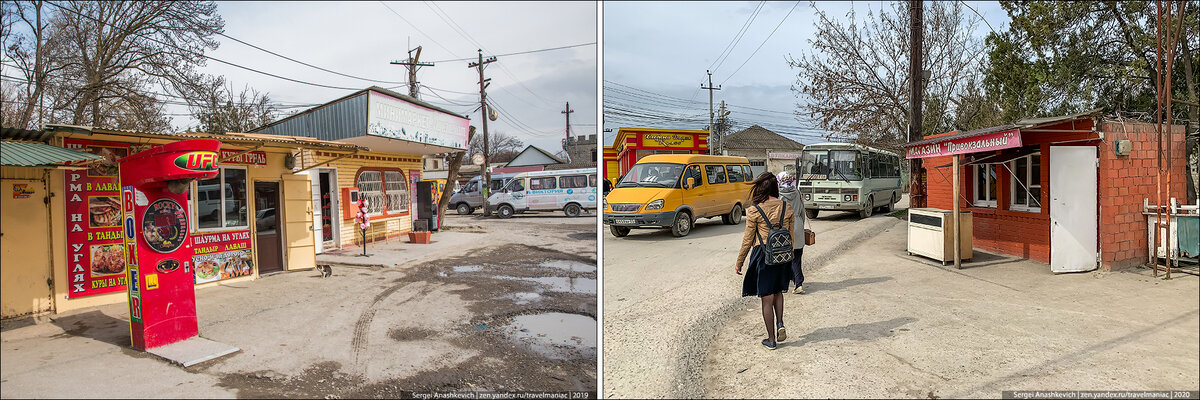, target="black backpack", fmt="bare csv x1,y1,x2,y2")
753,202,793,266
